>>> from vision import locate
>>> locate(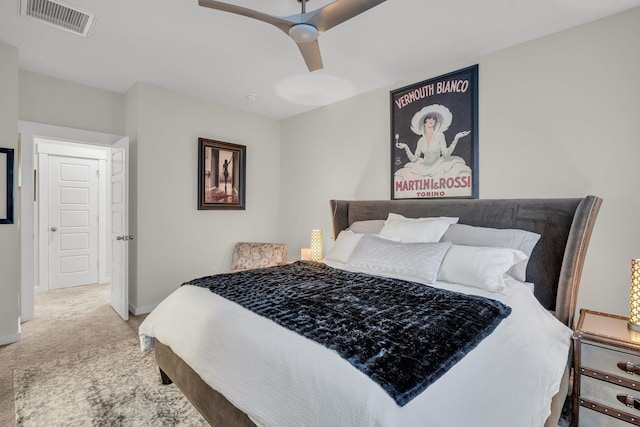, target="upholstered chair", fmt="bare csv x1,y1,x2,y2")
230,242,288,272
